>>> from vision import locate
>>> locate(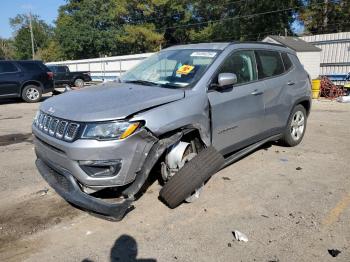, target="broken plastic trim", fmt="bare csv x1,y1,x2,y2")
35,131,183,221
122,132,183,198
35,156,134,221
